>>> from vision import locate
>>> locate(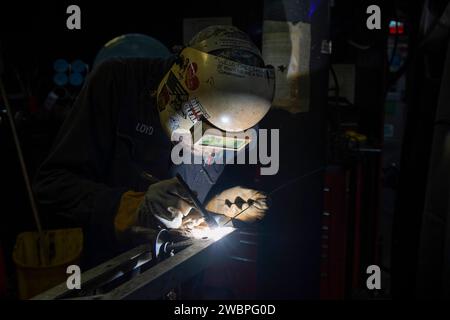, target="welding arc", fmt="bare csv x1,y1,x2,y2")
222,167,325,226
